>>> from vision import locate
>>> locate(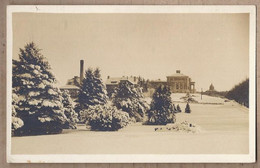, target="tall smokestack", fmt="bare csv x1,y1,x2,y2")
80,60,84,84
